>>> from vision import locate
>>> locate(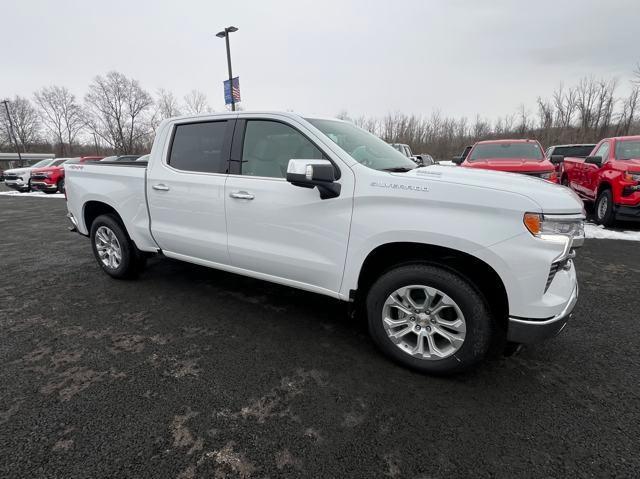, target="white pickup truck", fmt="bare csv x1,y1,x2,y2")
65,112,585,374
